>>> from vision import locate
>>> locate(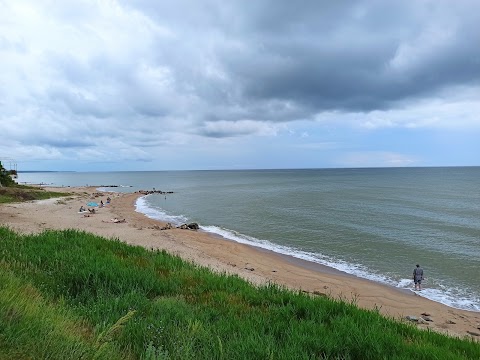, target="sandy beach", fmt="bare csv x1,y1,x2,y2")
1,186,479,340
